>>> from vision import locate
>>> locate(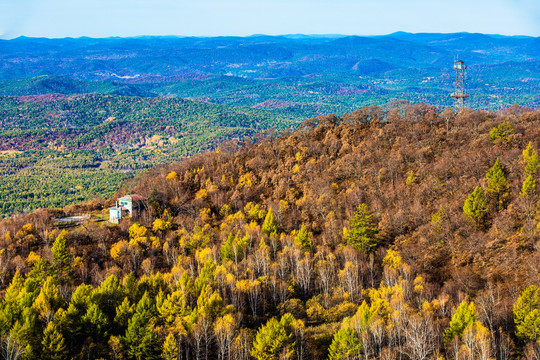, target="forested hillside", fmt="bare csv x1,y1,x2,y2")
0,94,293,216
0,103,539,359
